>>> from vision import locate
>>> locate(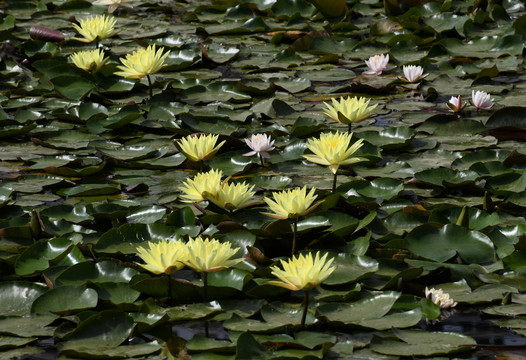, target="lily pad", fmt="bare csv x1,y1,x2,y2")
370,329,476,356
405,224,495,264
